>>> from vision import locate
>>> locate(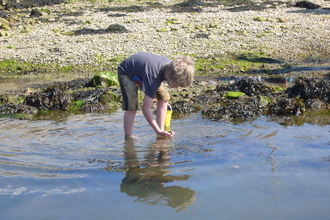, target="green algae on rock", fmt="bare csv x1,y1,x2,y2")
92,72,119,88
224,91,245,99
